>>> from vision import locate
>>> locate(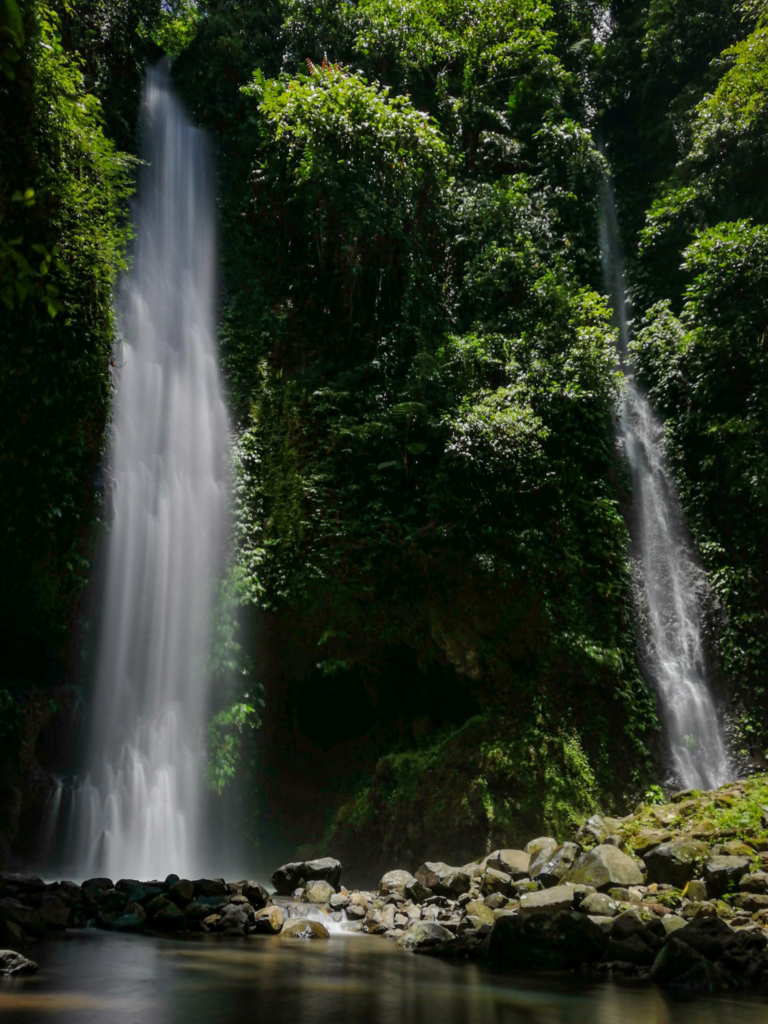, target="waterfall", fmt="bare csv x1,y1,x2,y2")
59,64,231,880
599,175,730,791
